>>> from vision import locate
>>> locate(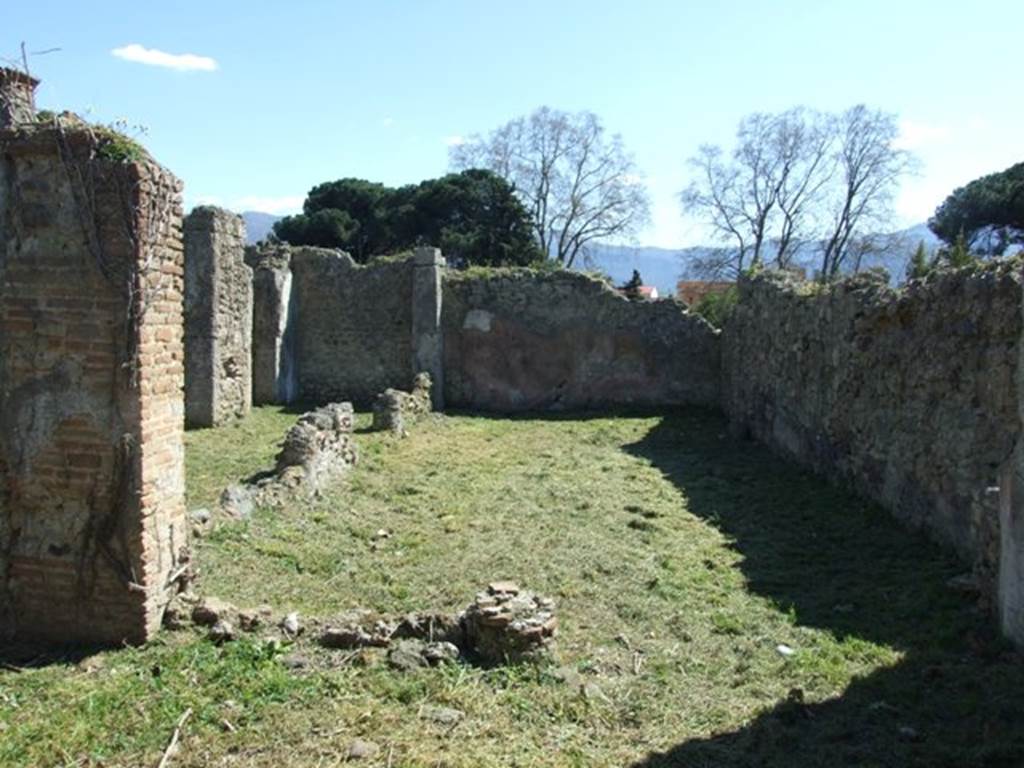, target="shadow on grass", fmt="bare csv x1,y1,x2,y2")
619,408,1024,768
0,641,104,670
